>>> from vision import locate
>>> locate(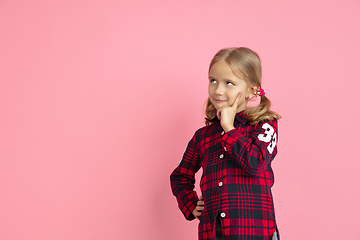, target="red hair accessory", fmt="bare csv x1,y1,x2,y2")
255,88,265,96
